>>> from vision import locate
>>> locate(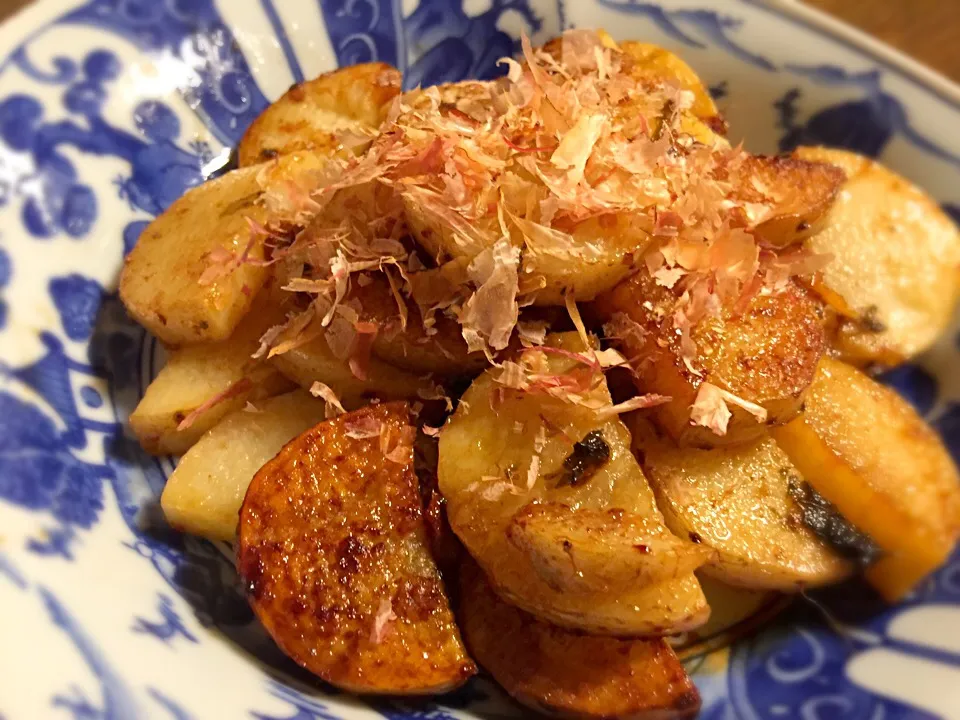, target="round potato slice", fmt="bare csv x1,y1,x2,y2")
630,417,851,590
795,146,960,367
438,333,710,636
460,561,701,720
238,63,401,167
593,272,826,447
237,402,476,693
